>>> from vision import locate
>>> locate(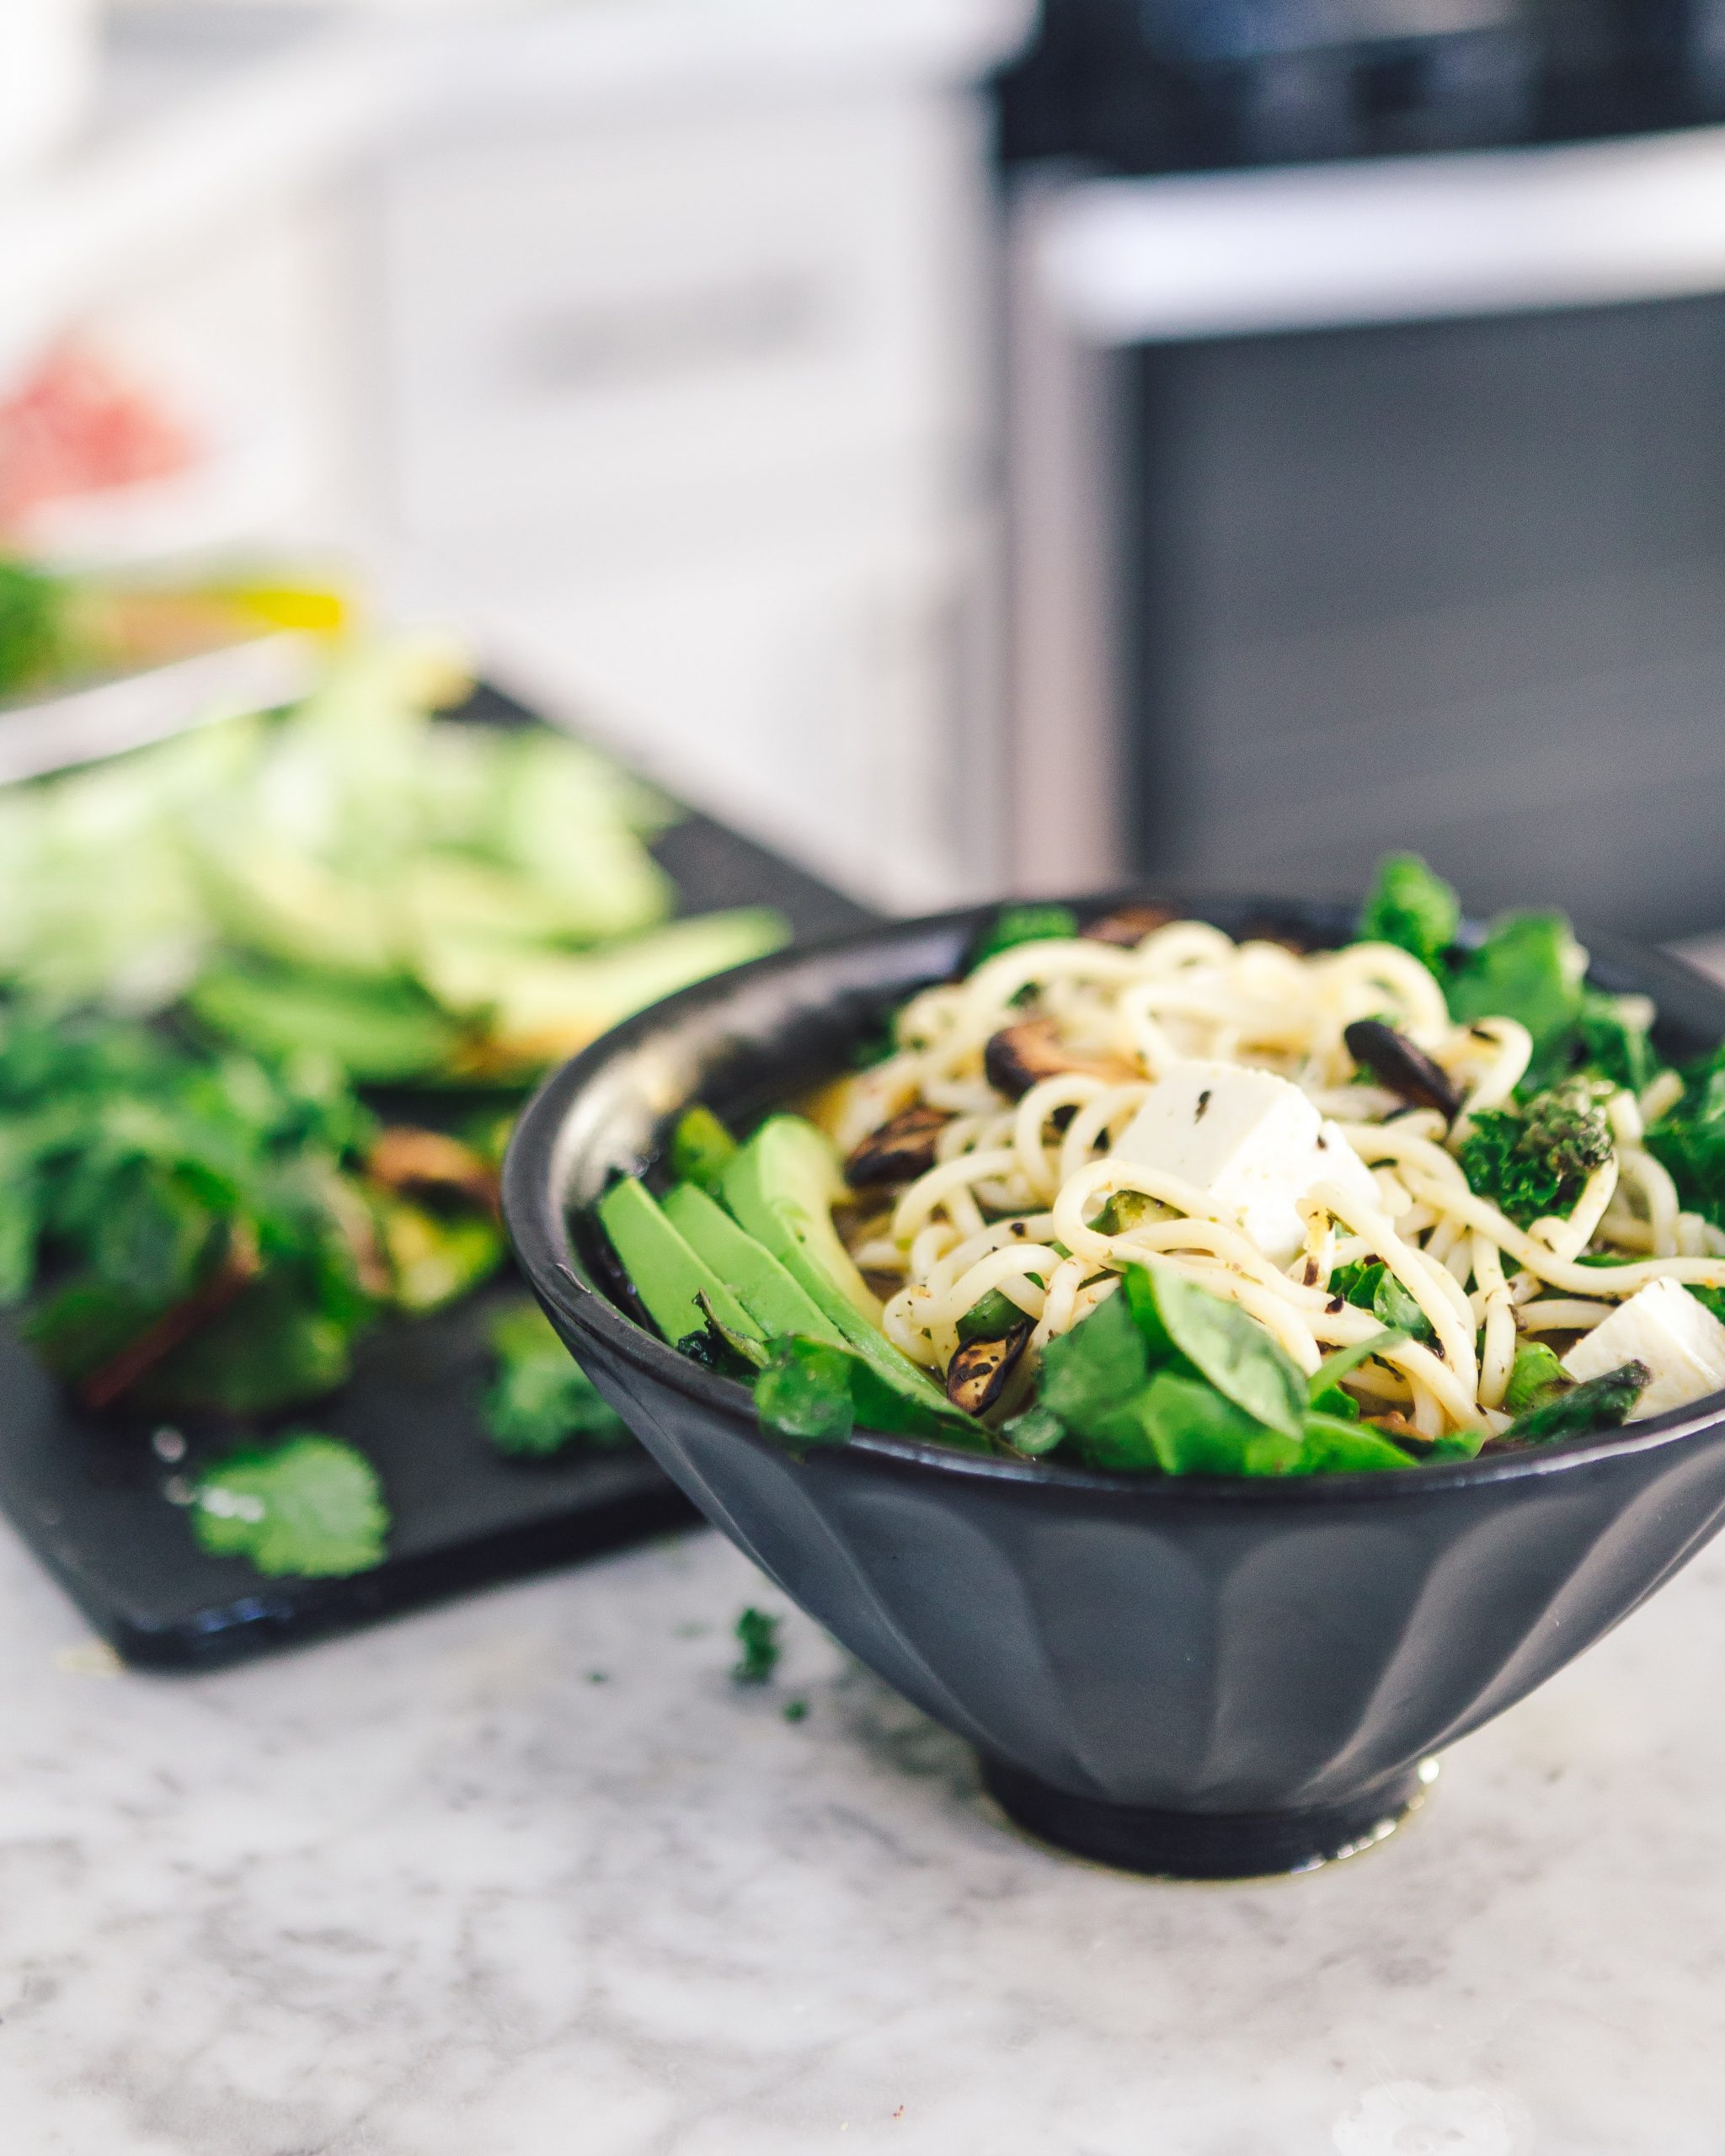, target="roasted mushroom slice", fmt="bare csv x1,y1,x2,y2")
1081,903,1174,948
844,1103,952,1187
984,1018,1135,1102
945,1320,1032,1416
1342,1019,1463,1121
